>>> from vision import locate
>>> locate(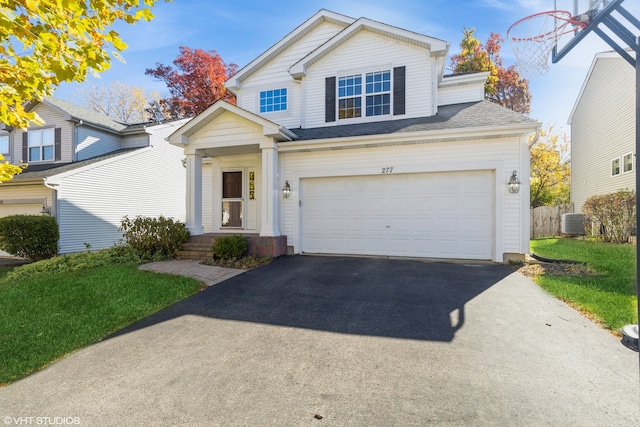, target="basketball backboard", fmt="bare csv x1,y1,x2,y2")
552,0,628,63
